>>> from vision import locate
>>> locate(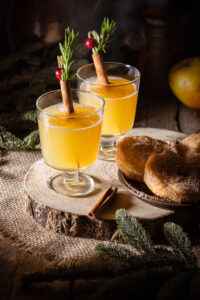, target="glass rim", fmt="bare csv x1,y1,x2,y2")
77,62,141,87
36,89,105,120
